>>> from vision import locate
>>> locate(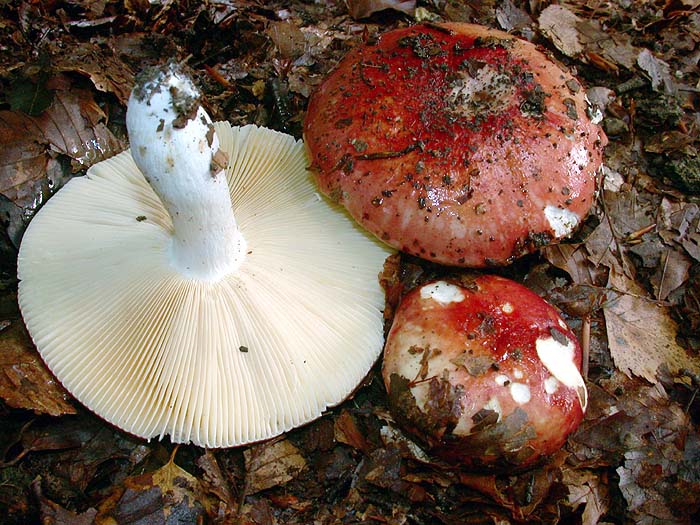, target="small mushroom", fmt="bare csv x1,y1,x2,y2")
304,23,607,267
17,63,391,448
382,276,587,470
